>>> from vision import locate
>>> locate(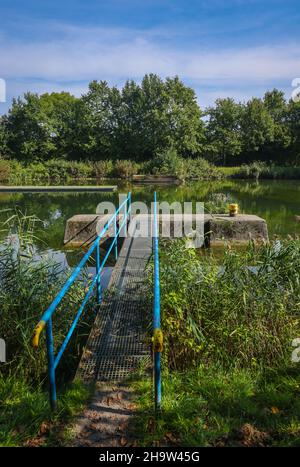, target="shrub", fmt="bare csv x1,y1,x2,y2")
150,147,186,178
94,160,114,179
185,157,224,180
232,162,270,179
0,159,10,182
67,160,93,179
113,159,139,179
